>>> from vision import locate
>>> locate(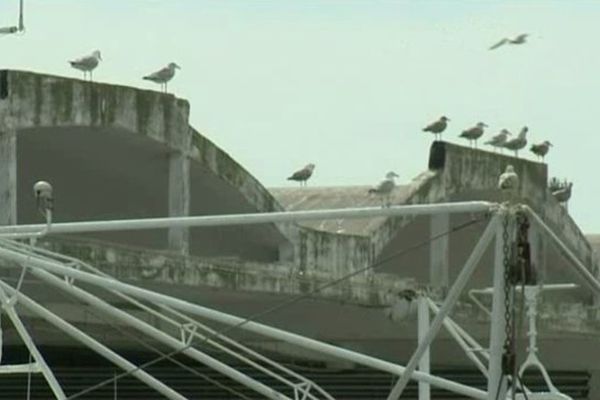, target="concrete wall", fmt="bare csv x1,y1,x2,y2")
0,70,291,261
